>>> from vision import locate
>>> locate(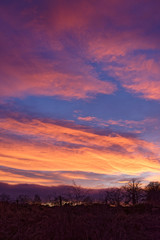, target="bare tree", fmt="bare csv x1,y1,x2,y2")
71,181,87,205
17,194,30,205
145,181,160,205
124,179,142,205
105,188,123,206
